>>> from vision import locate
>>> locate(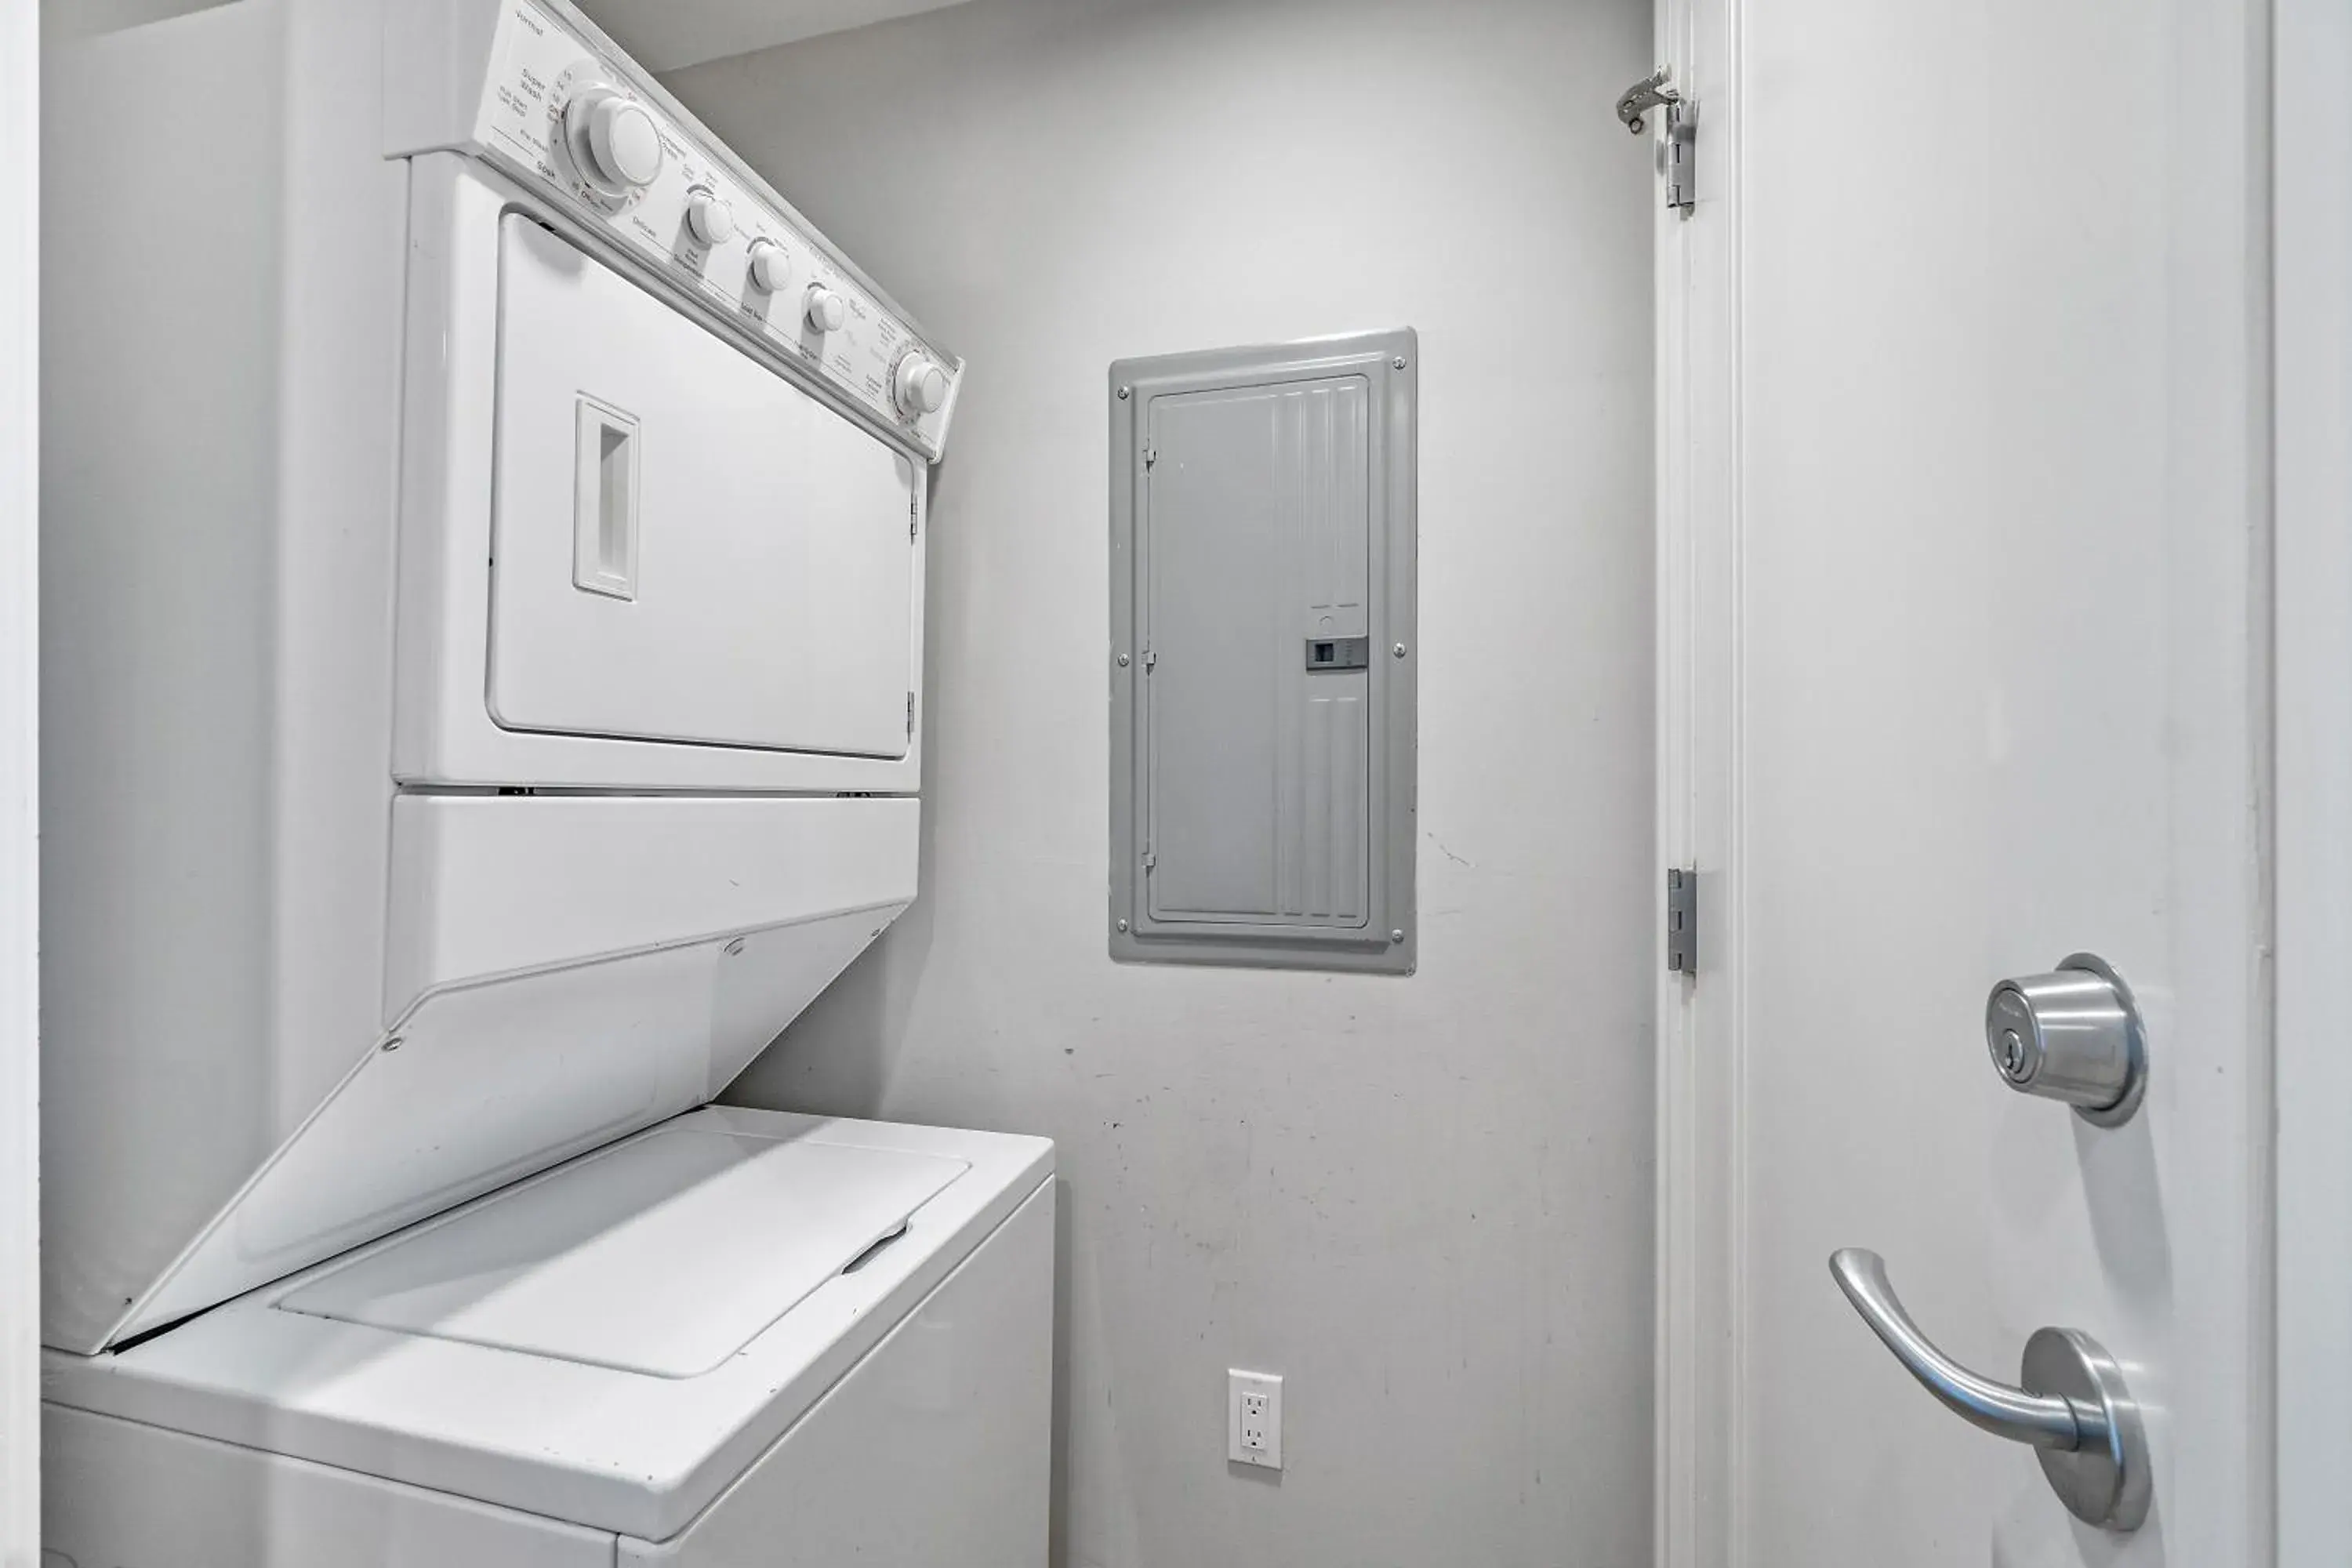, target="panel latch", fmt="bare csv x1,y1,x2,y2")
1617,66,1695,218
1305,635,1371,671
